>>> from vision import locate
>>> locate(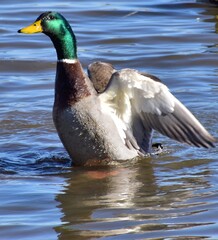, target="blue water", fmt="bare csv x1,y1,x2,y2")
0,0,218,239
